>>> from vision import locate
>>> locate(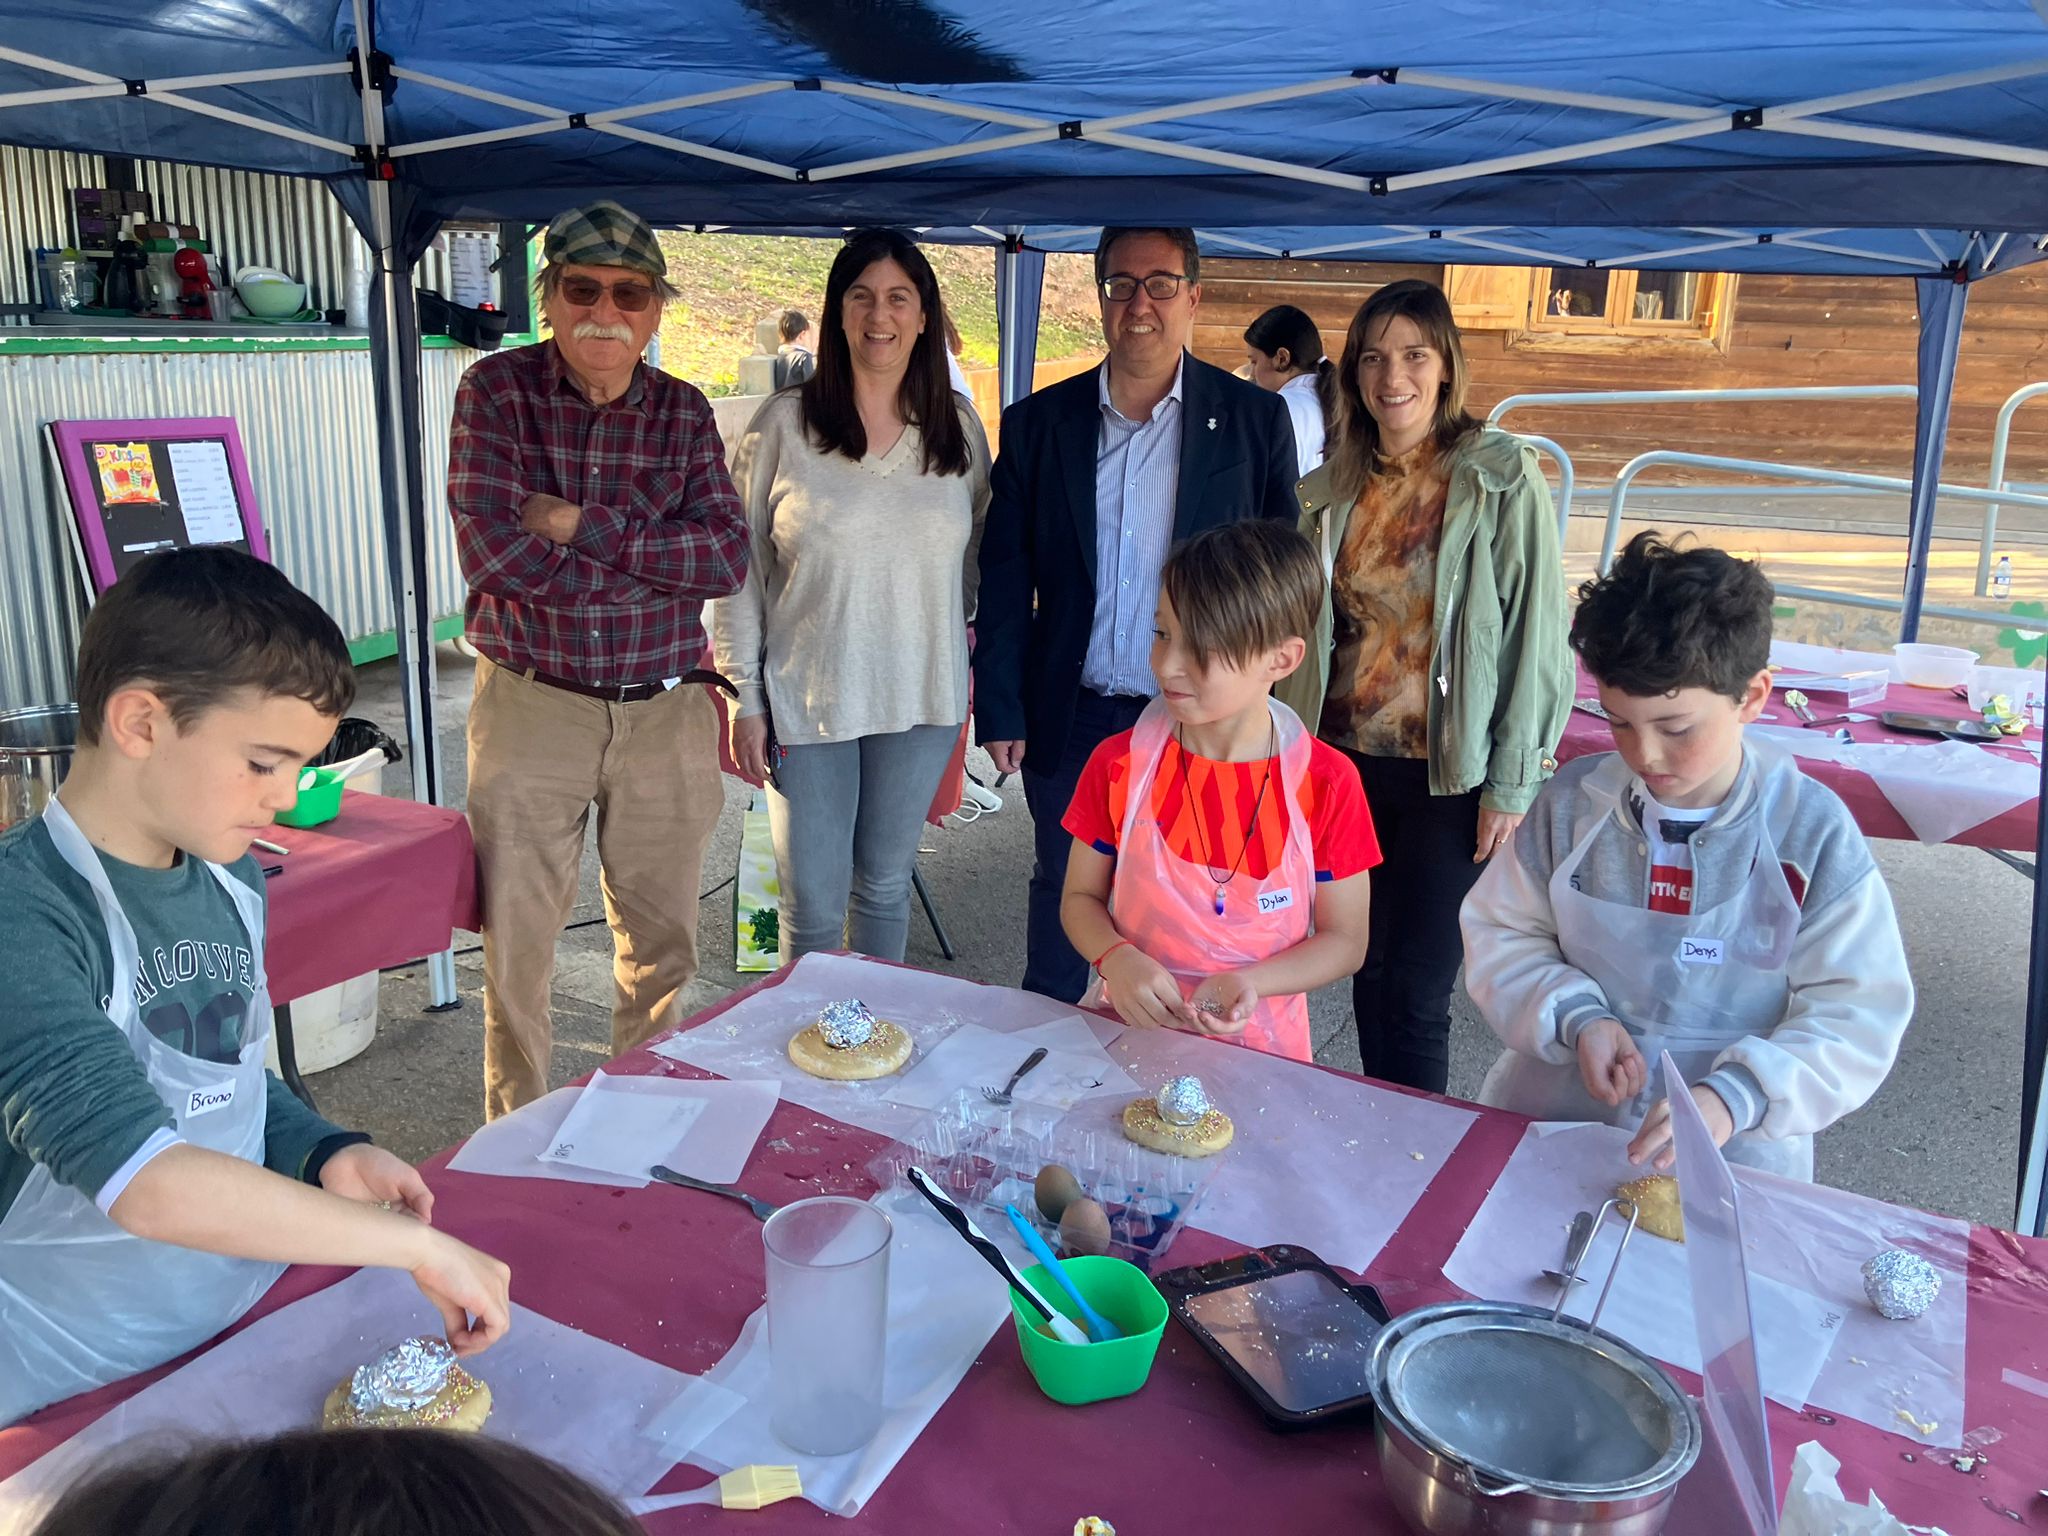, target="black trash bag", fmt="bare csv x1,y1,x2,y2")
313,718,403,768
